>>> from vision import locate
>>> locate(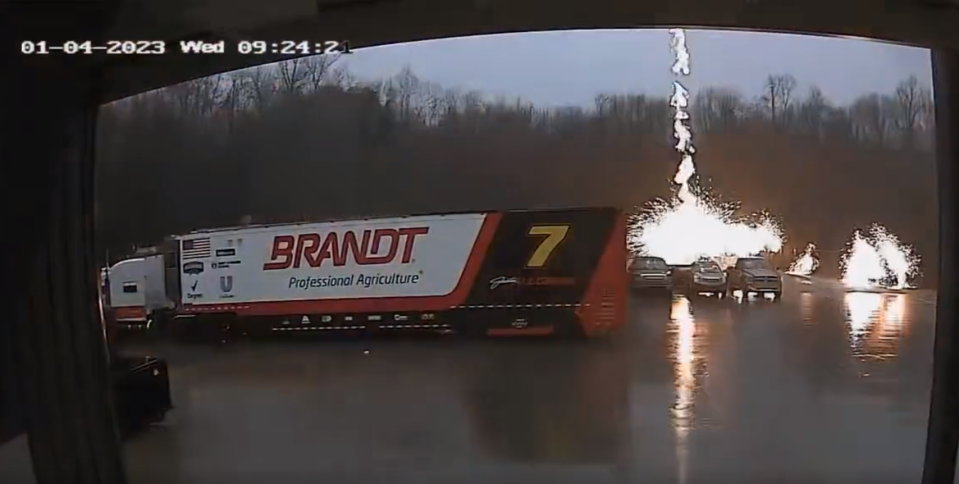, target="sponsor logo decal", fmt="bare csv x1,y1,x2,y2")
215,248,237,257
187,279,203,300
490,276,520,290
262,227,430,270
183,261,204,274
219,275,234,299
489,275,576,290
211,260,241,269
